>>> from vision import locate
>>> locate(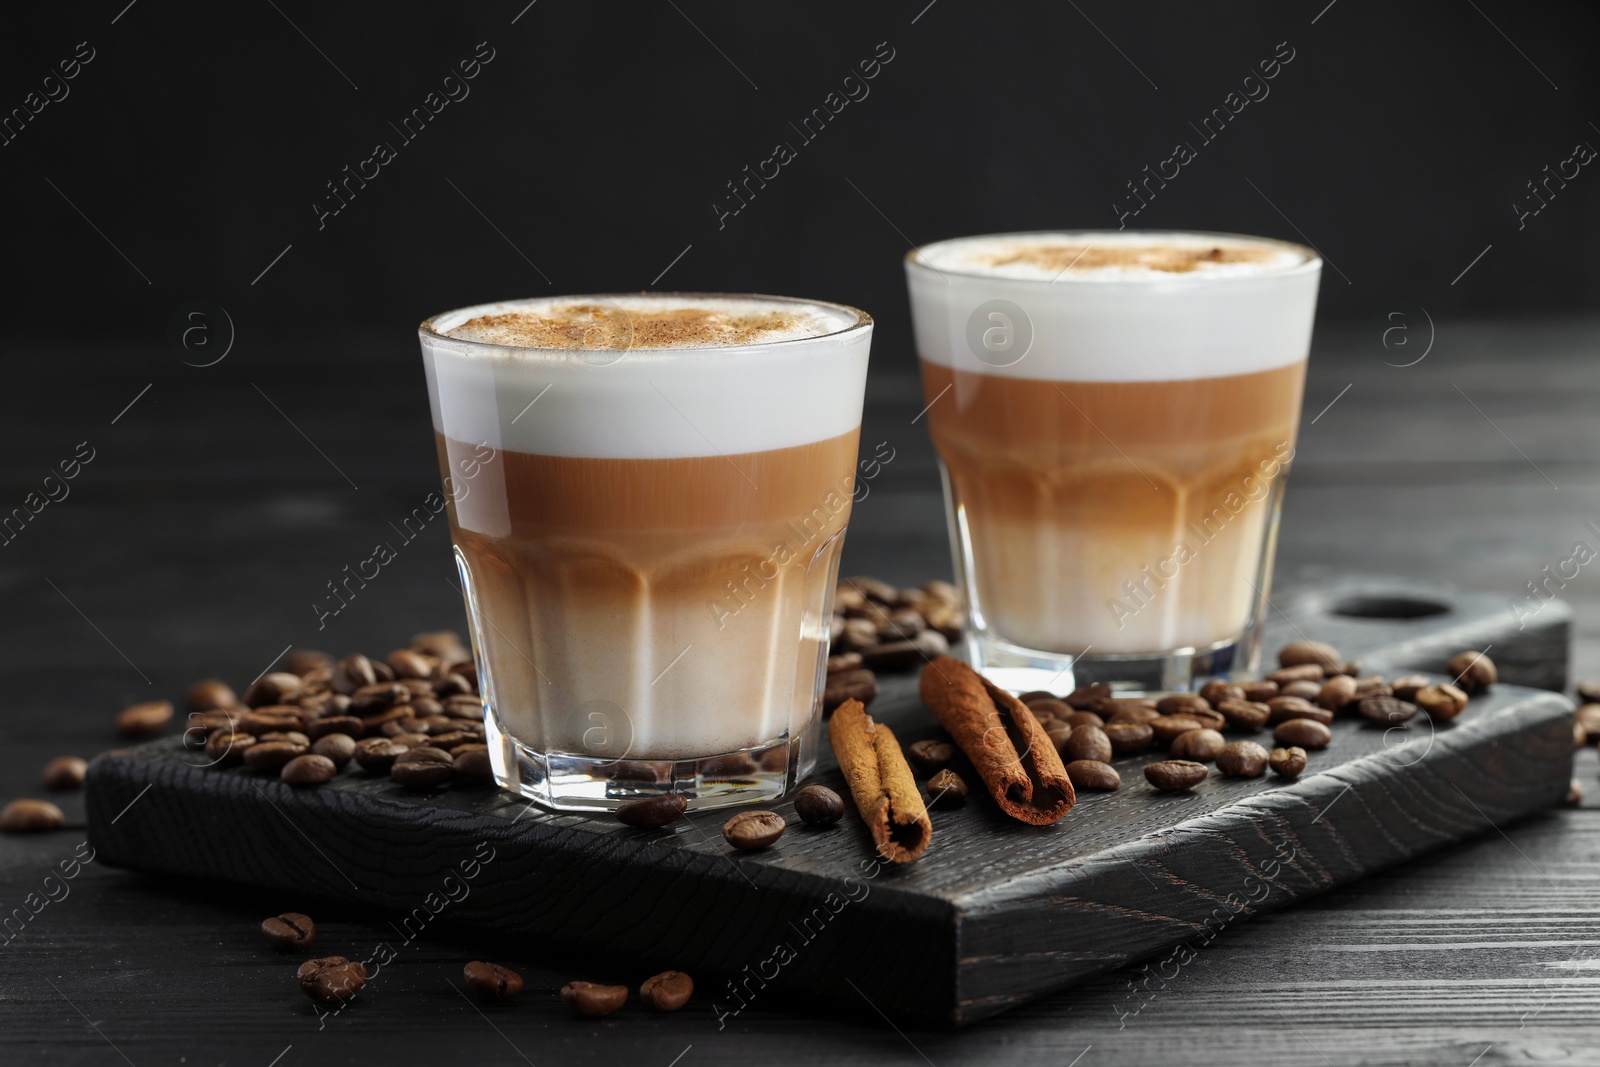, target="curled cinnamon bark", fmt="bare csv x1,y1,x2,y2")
827,699,932,863
918,657,1075,825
